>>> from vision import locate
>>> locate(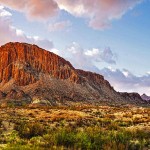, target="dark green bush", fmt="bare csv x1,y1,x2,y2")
14,121,45,139
11,122,150,150
56,128,76,148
